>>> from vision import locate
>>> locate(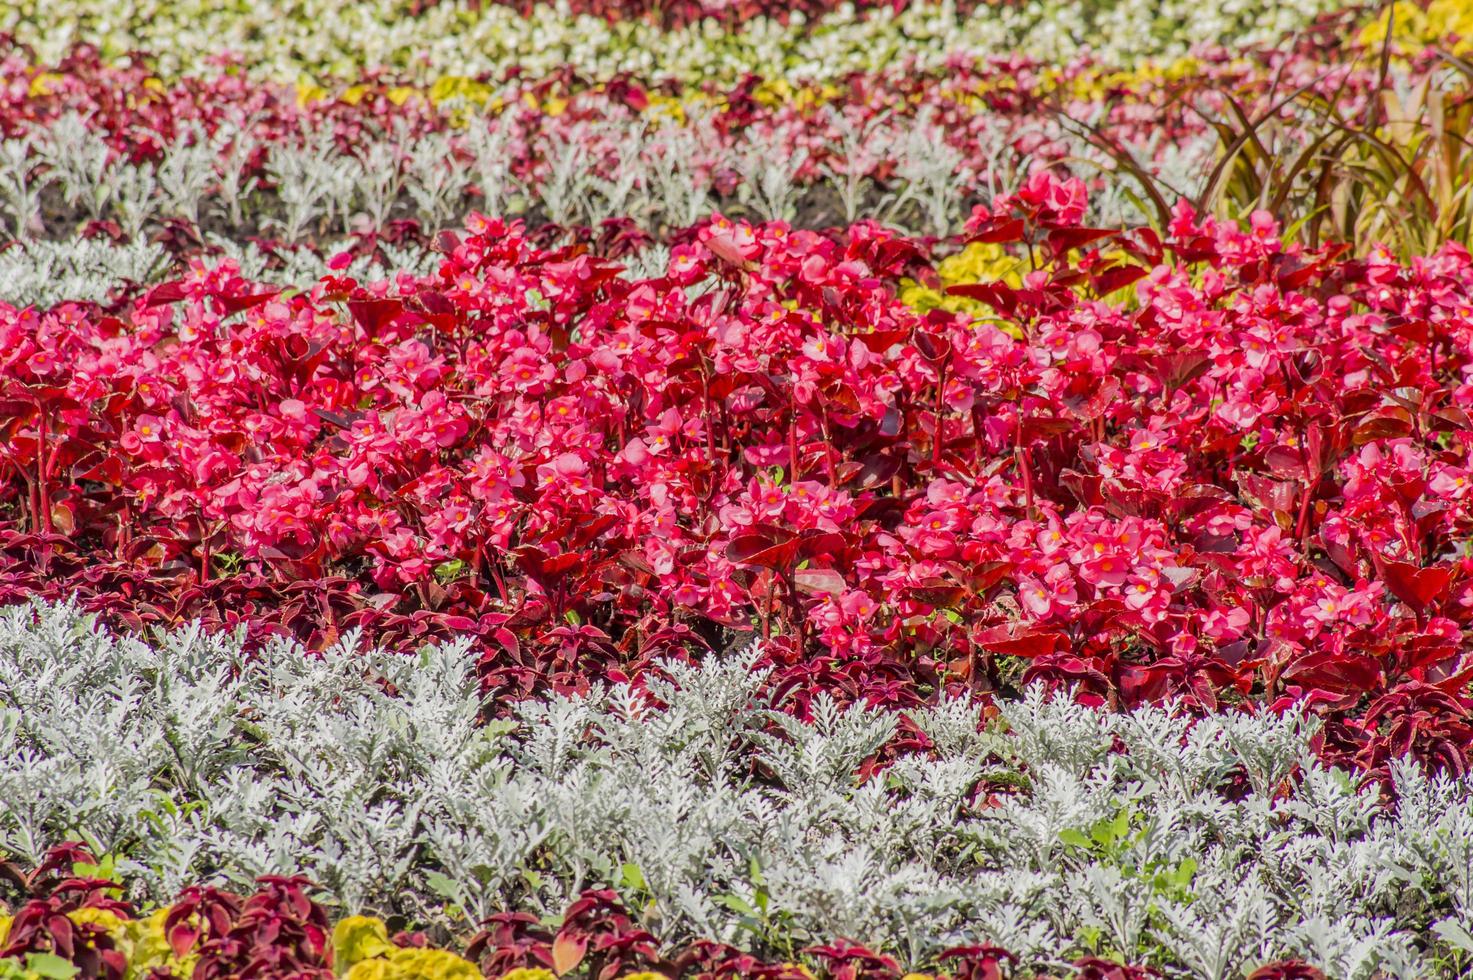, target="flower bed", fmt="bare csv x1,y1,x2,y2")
6,0,1473,977
0,44,1395,254
0,601,1467,976
5,179,1473,777
1,0,1354,85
